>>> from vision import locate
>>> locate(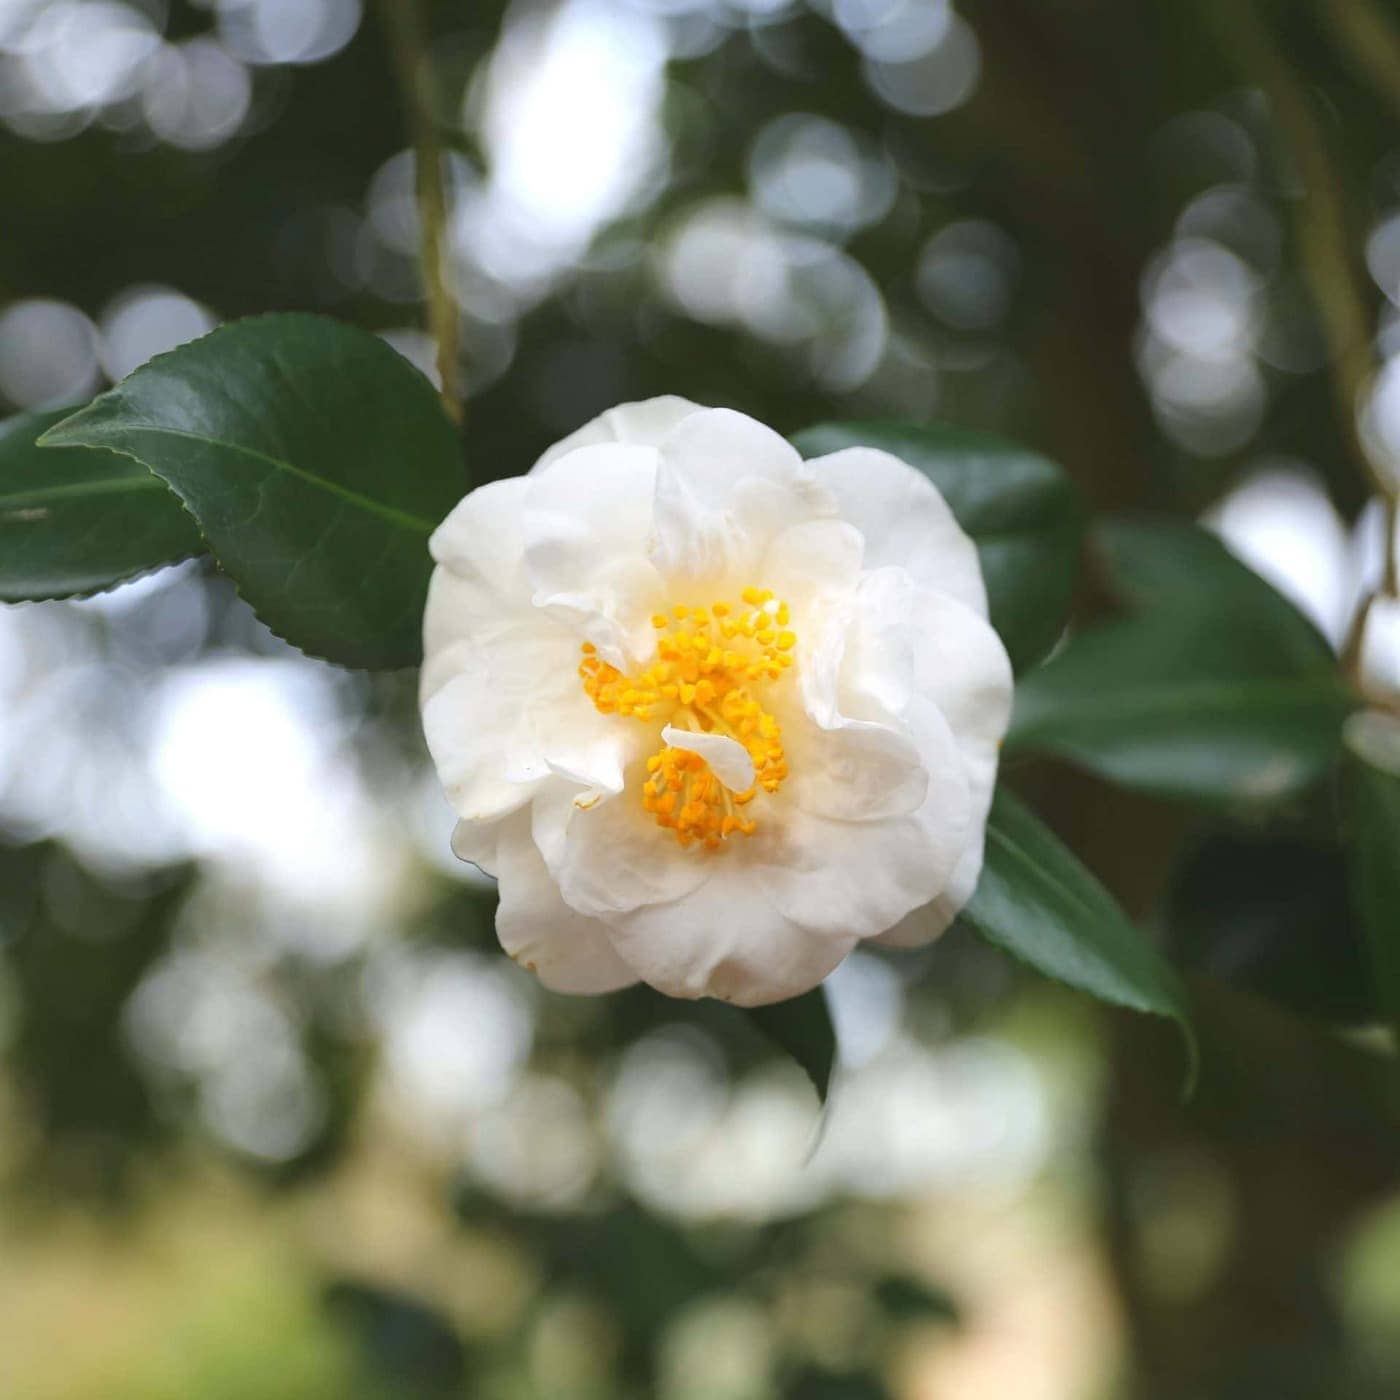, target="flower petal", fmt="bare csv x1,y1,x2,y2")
494,815,639,994
763,695,972,941
423,620,638,824
806,446,987,614
651,408,835,584
422,644,542,825
603,865,857,1006
531,396,703,473
523,442,664,664
428,476,530,598
782,711,928,822
860,579,1010,946
760,517,864,616
451,815,502,873
661,725,755,792
779,560,928,823
422,478,536,702
531,775,710,920
870,821,984,948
